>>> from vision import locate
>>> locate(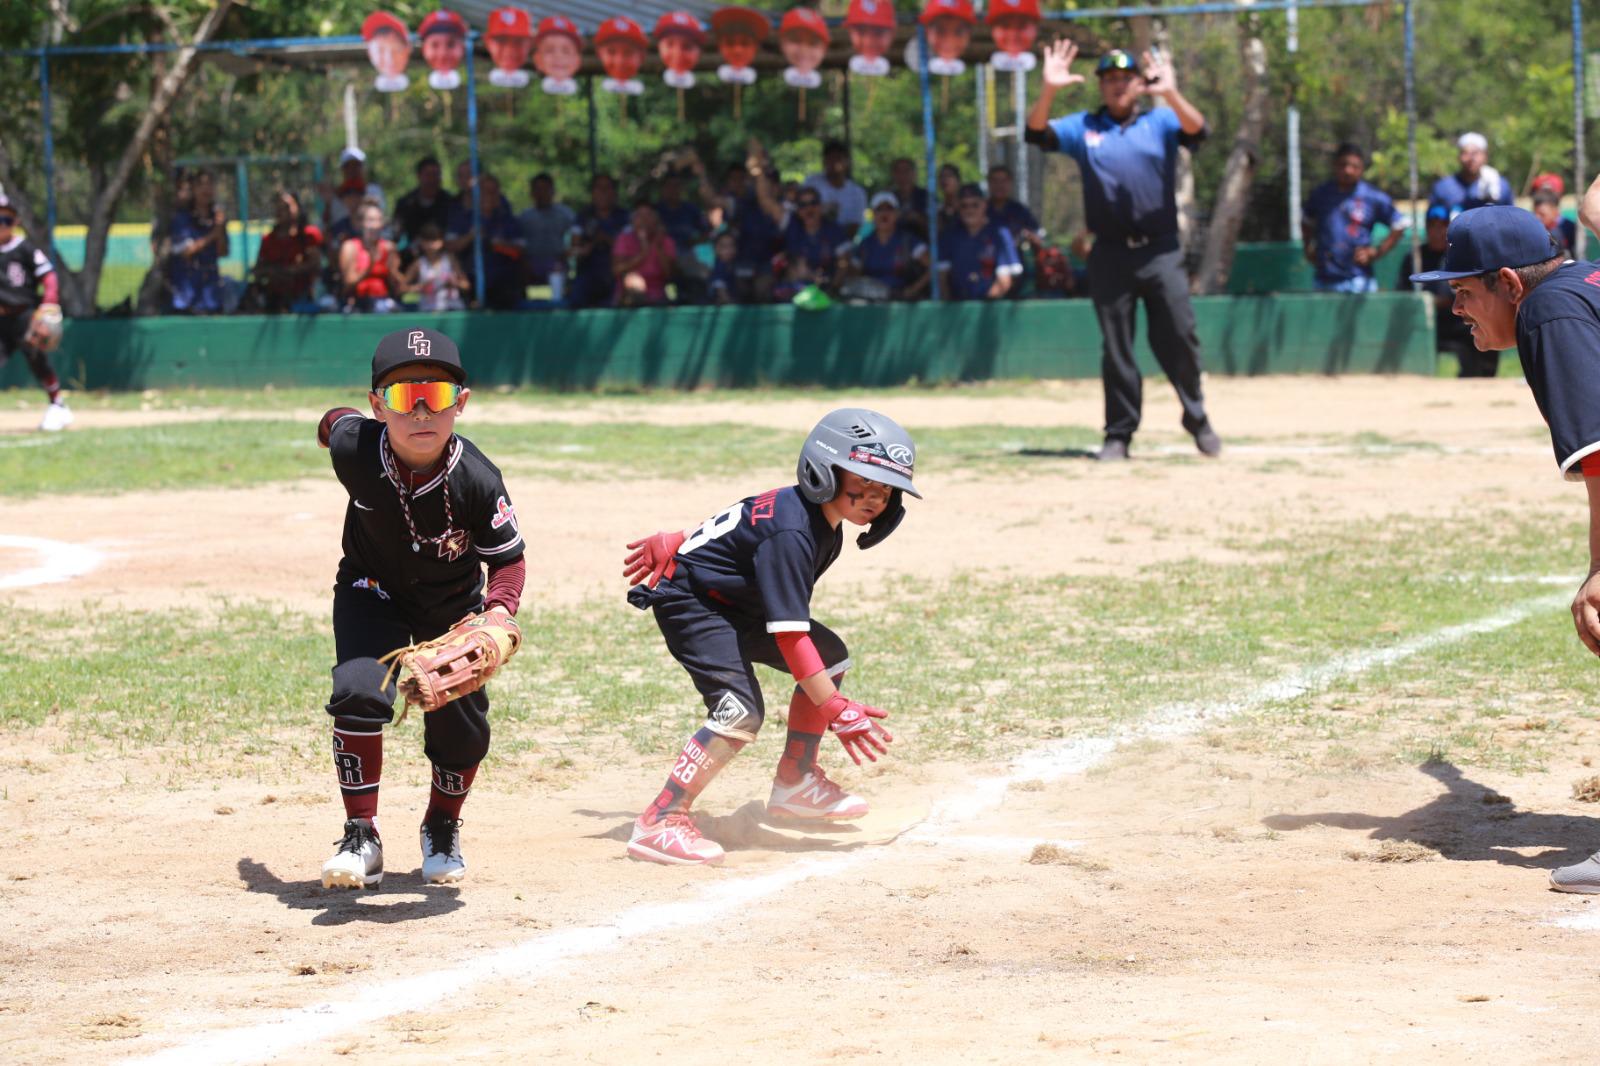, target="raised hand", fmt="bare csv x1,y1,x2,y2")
1041,38,1084,91
1139,47,1176,95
